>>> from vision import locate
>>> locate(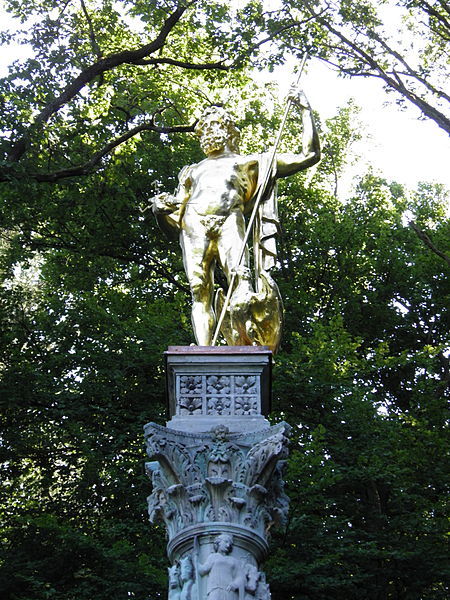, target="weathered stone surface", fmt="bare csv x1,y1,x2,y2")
145,423,289,542
164,346,272,433
145,347,289,599
166,533,271,600
145,421,289,598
